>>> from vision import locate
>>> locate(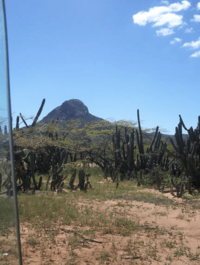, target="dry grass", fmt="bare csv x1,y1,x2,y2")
2,167,200,264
